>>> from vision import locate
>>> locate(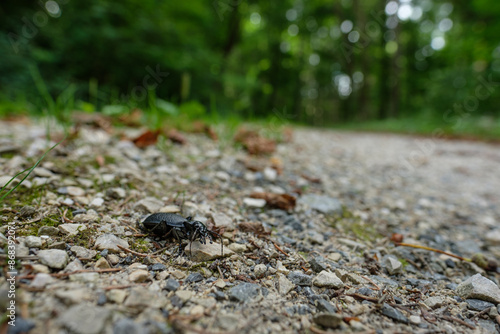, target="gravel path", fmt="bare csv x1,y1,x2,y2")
1,120,500,333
